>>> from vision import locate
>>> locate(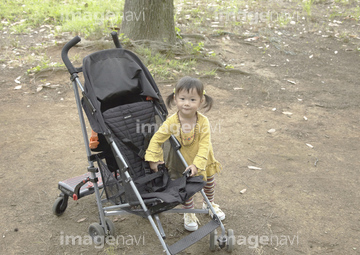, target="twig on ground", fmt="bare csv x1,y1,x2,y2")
314,158,319,167
247,158,258,164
